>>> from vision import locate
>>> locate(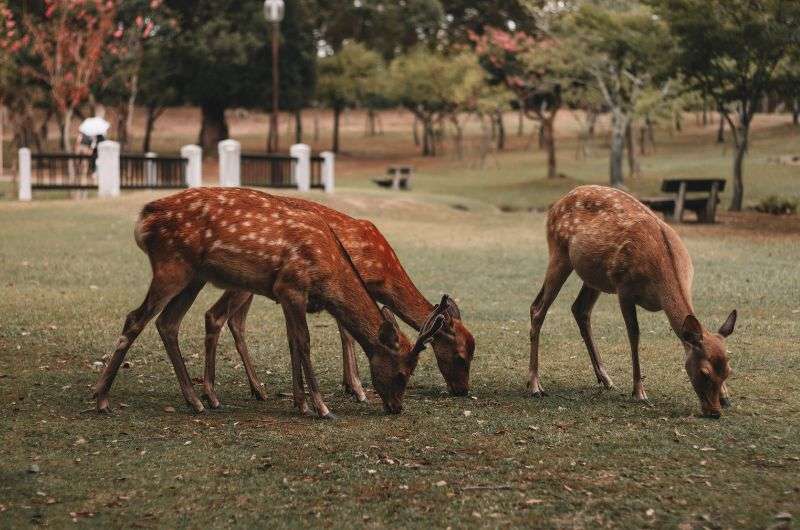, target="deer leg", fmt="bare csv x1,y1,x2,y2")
203,290,253,408
529,256,573,397
93,265,192,413
572,284,614,389
720,382,731,408
155,279,206,413
337,319,367,403
280,297,333,420
227,294,268,401
619,297,646,401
